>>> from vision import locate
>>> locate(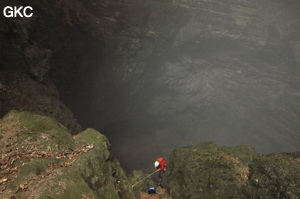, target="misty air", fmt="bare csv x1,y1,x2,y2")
1,0,300,198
